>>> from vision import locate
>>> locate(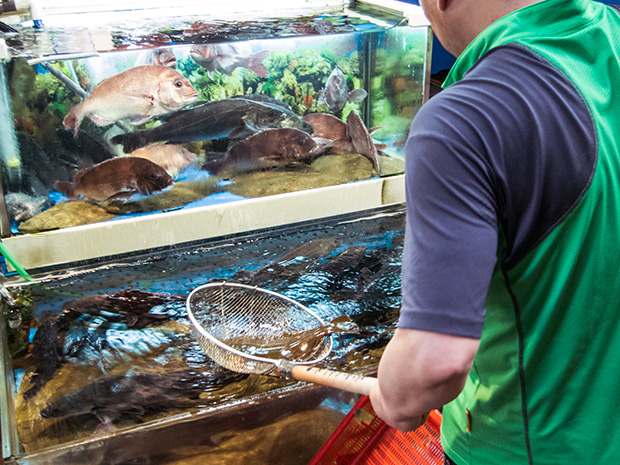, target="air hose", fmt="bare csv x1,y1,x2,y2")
0,240,30,282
